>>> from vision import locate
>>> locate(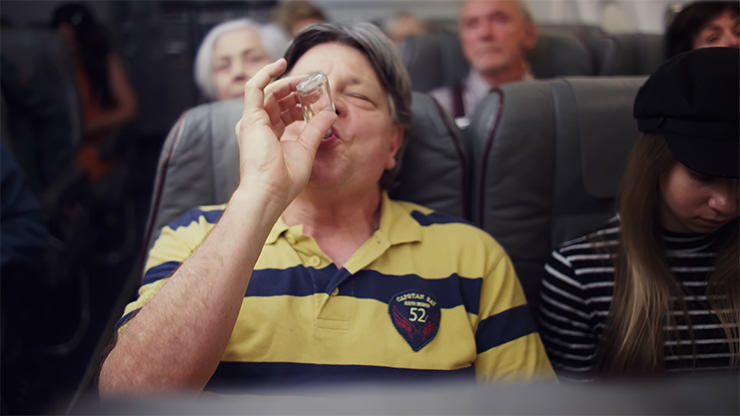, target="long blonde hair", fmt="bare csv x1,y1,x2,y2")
597,133,739,373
